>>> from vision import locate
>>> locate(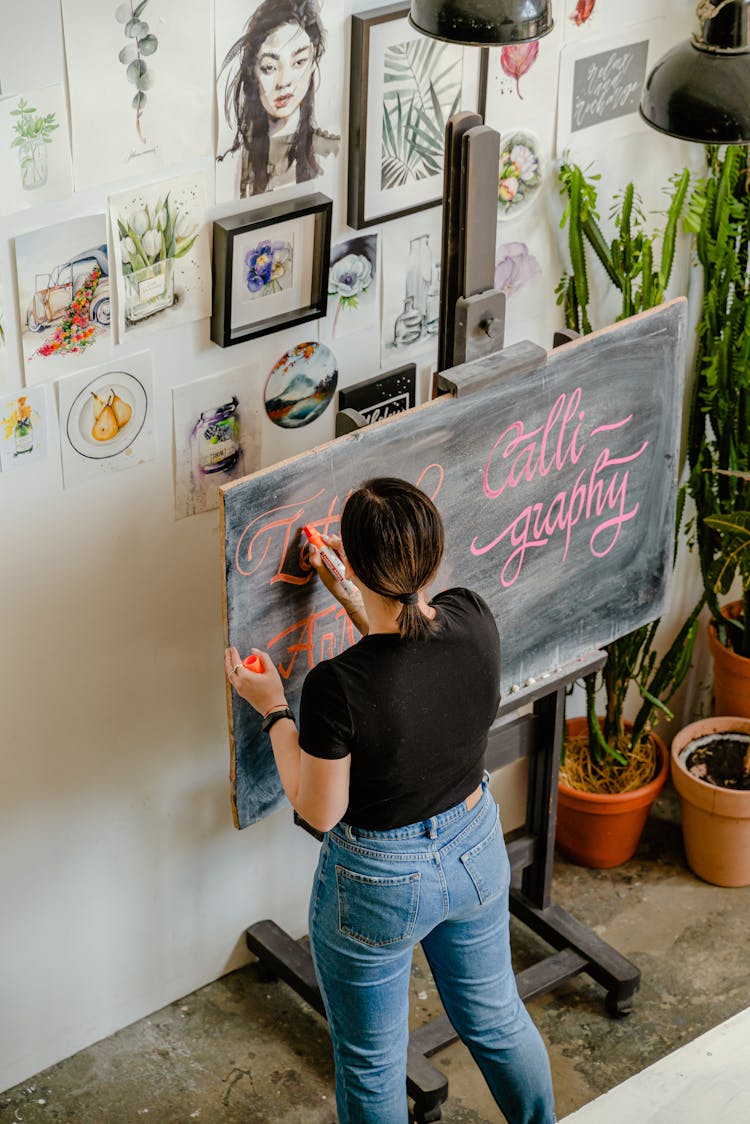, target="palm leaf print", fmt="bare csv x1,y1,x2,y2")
381,37,463,190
